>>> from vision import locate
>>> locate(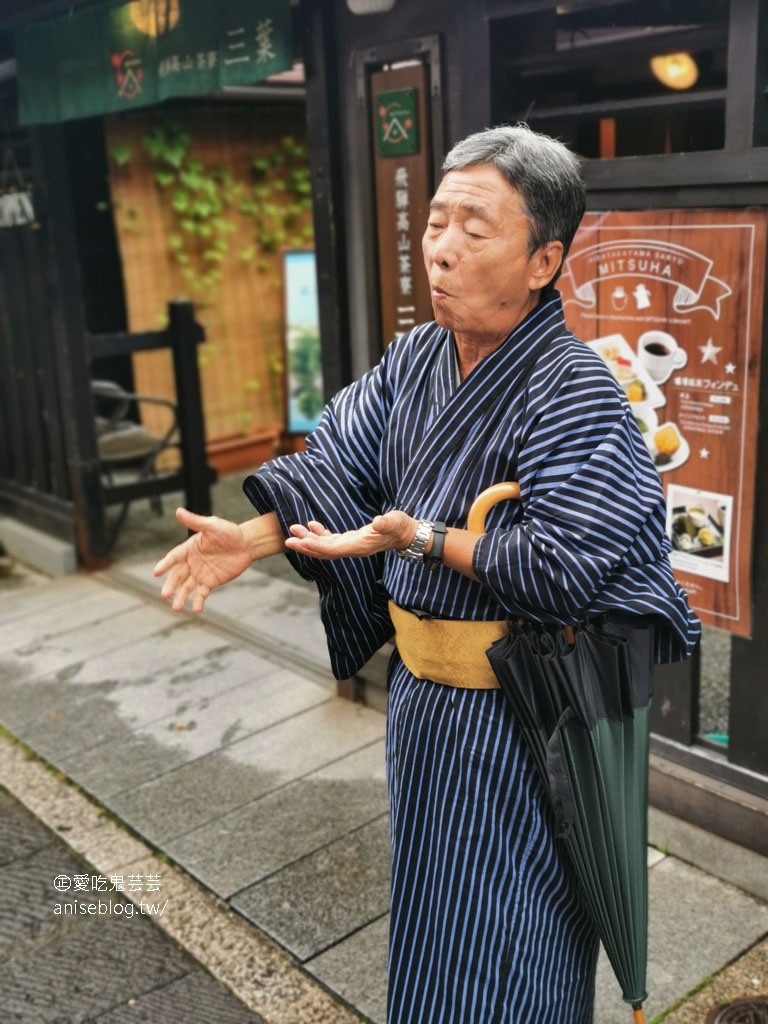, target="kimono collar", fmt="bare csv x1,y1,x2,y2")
451,291,567,389
430,292,567,412
395,292,568,512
